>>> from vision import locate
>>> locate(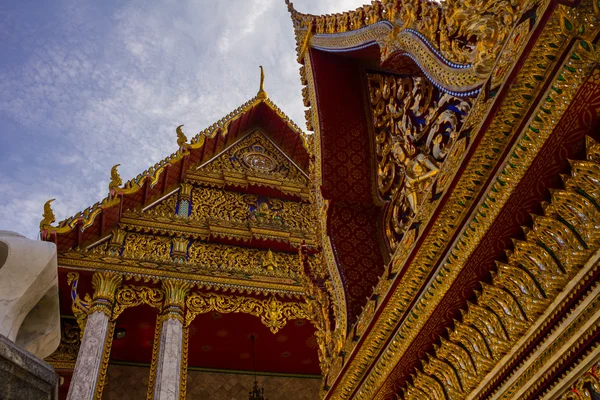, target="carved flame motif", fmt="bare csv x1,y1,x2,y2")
368,73,472,250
